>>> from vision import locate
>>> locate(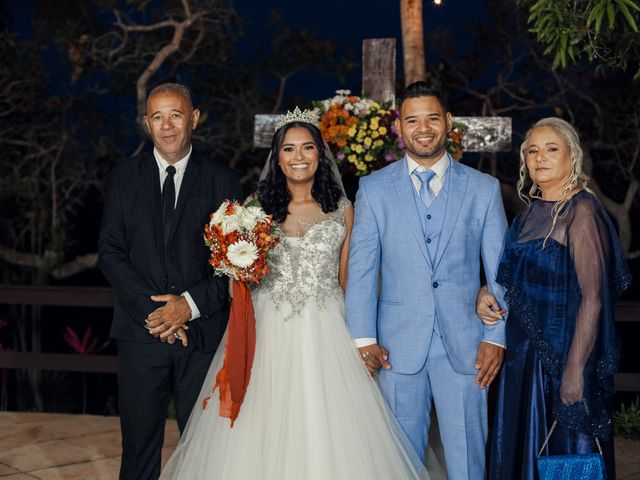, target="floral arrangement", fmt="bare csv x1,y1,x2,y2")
314,89,467,175
203,199,279,283
202,198,279,427
313,90,401,176
447,121,467,161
